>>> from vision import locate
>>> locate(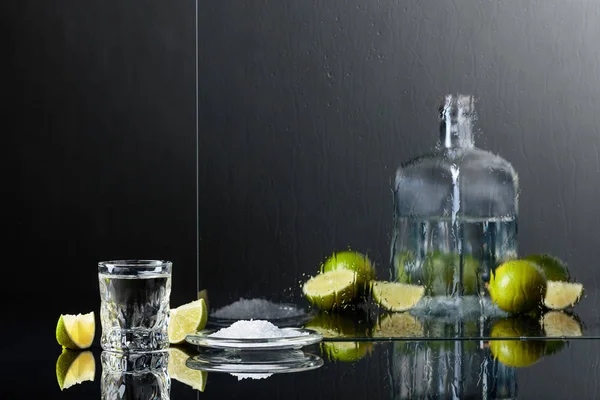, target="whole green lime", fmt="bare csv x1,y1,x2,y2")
489,317,546,368
394,250,416,284
321,251,376,285
488,260,547,314
525,254,570,282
